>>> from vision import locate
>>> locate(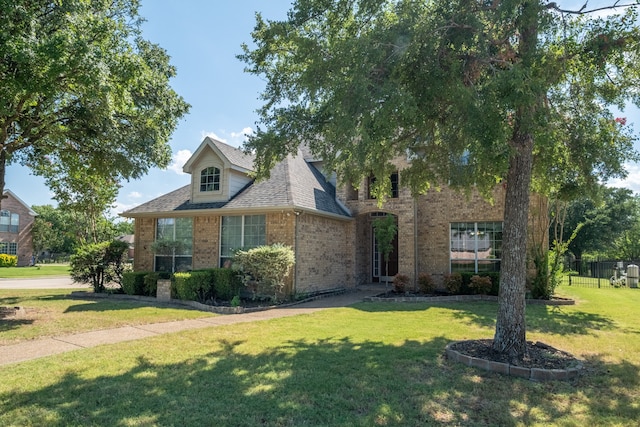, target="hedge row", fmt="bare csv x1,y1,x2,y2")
458,272,500,296
173,268,242,302
121,271,169,297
